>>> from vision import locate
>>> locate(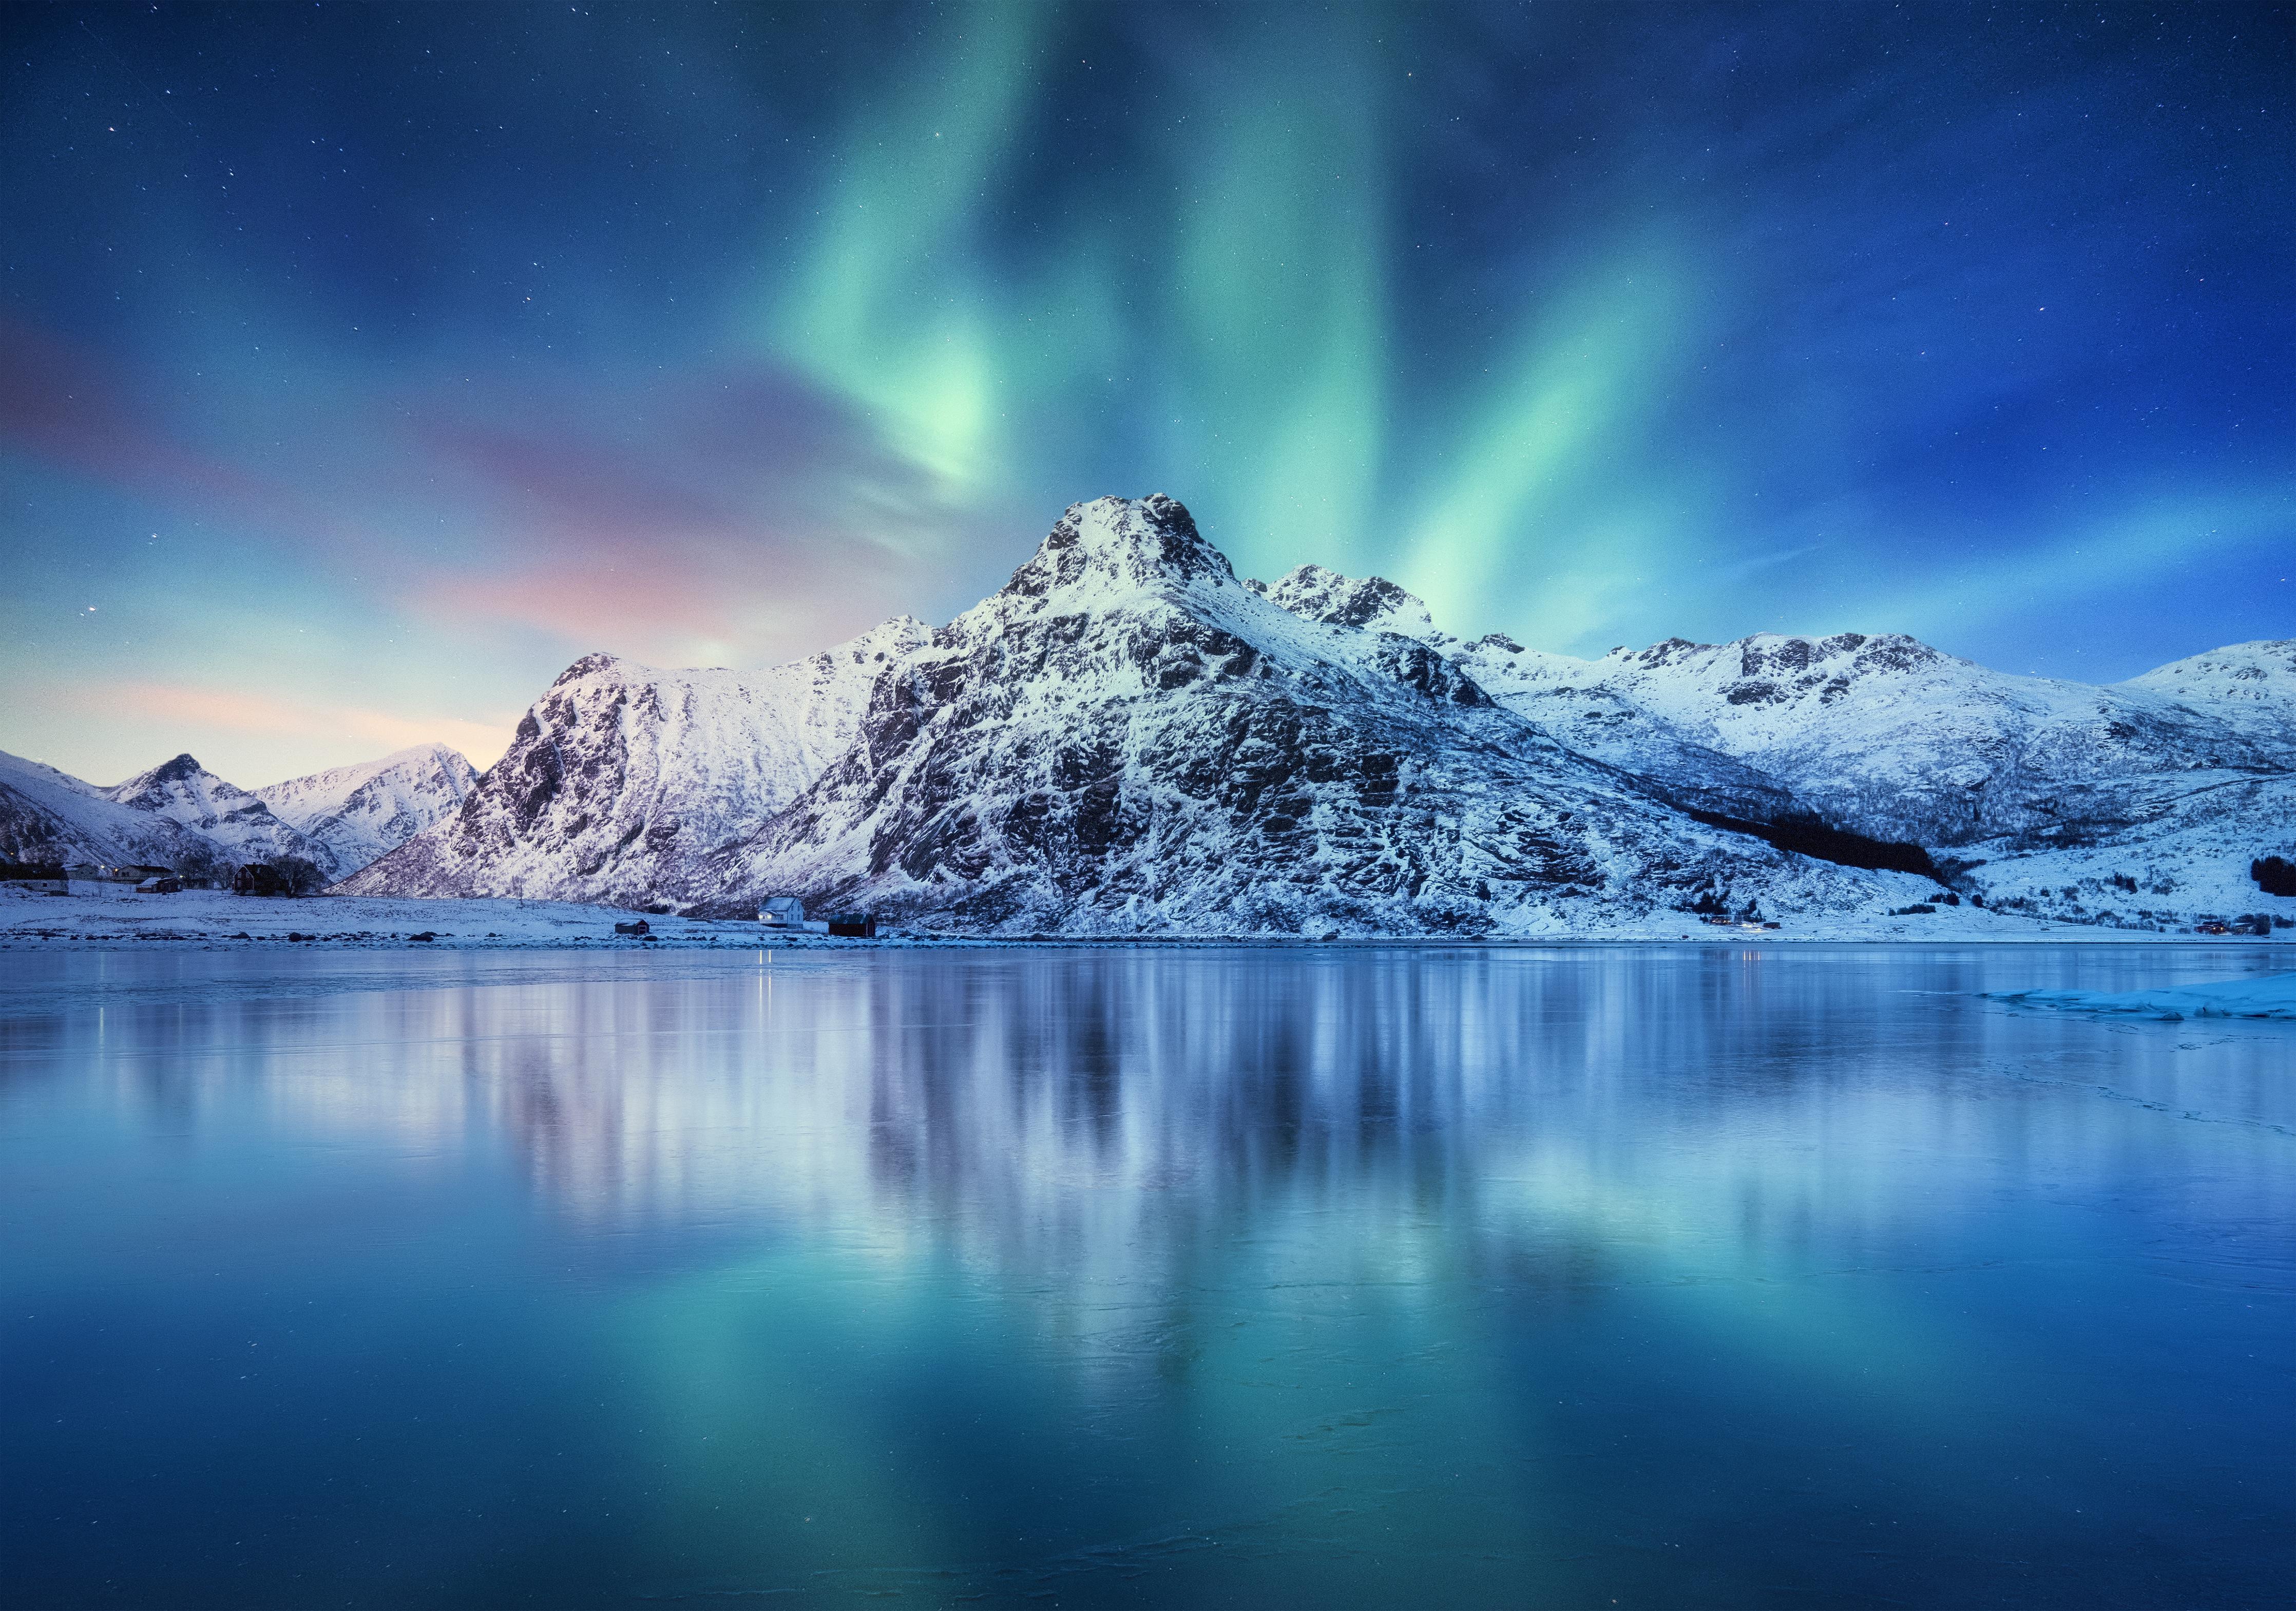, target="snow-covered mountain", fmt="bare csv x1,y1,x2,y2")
0,748,229,876
1247,564,1439,635
2120,640,2296,751
103,754,335,874
342,617,930,904
255,743,477,879
1248,580,2293,927
5,744,493,883
1442,630,2290,860
695,496,1918,934
1252,566,1802,828
340,494,2293,935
